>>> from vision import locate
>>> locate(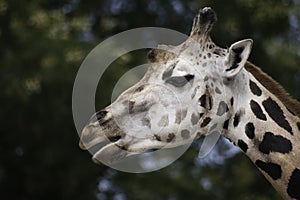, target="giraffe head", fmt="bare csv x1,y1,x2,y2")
79,7,253,164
